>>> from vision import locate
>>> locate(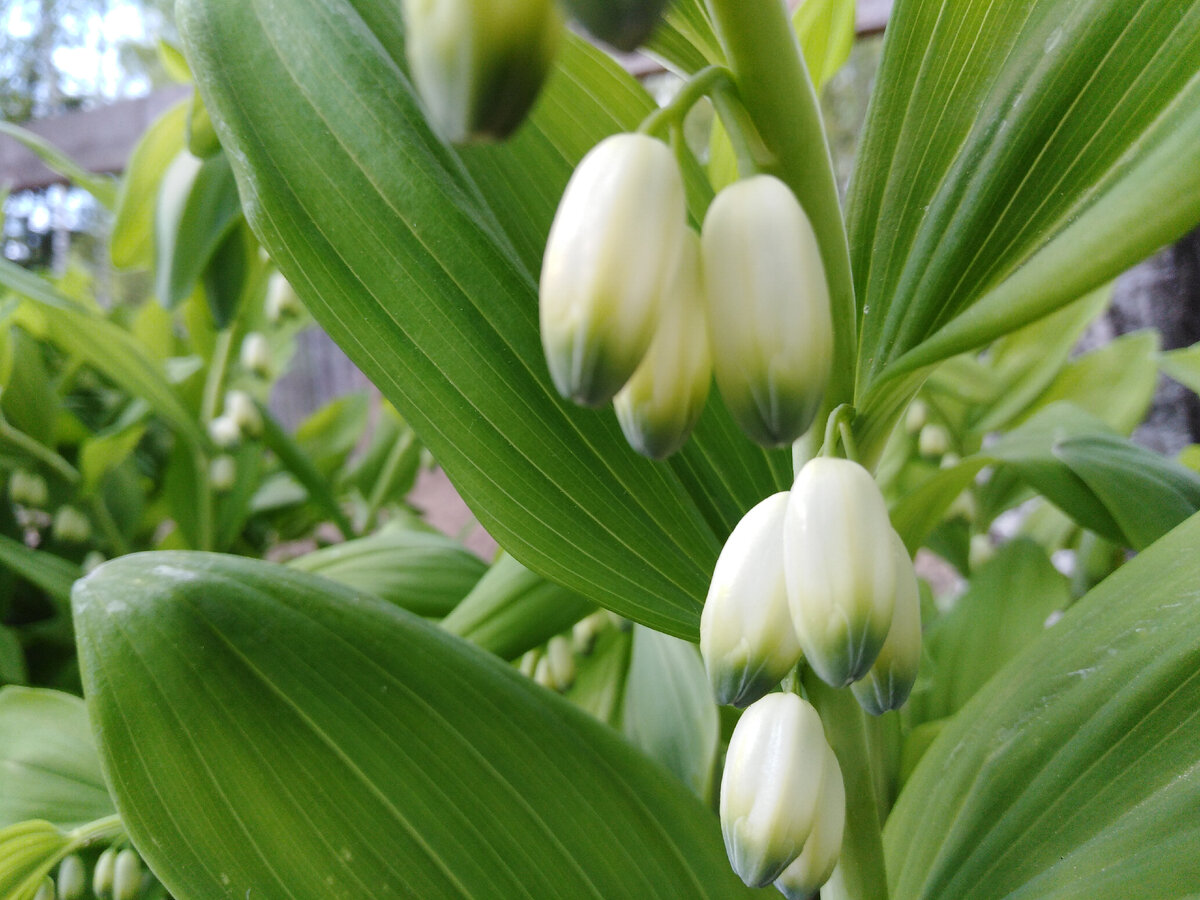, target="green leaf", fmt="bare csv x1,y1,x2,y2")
0,627,26,685
849,0,1200,420
622,626,718,800
289,526,487,618
792,0,857,92
111,100,189,270
0,122,118,209
80,425,146,495
886,510,1200,899
441,554,594,661
0,535,80,609
74,552,756,899
907,540,1070,726
0,328,56,448
0,687,113,829
564,626,633,729
1161,341,1200,395
179,0,789,639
